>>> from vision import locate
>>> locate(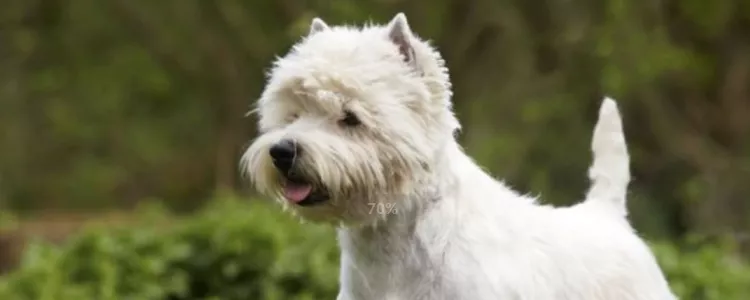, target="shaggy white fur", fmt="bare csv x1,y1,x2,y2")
241,13,677,300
